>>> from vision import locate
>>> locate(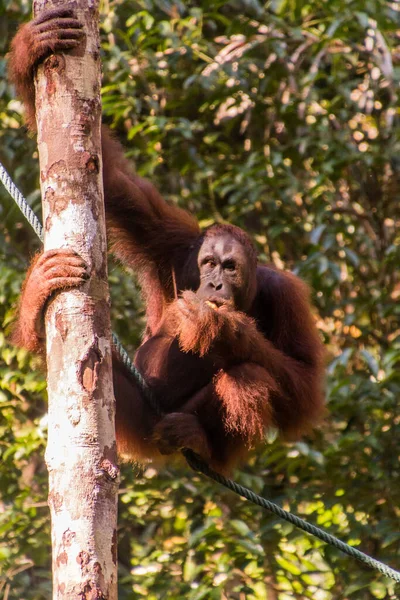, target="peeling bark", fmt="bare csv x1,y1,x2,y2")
33,0,118,598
